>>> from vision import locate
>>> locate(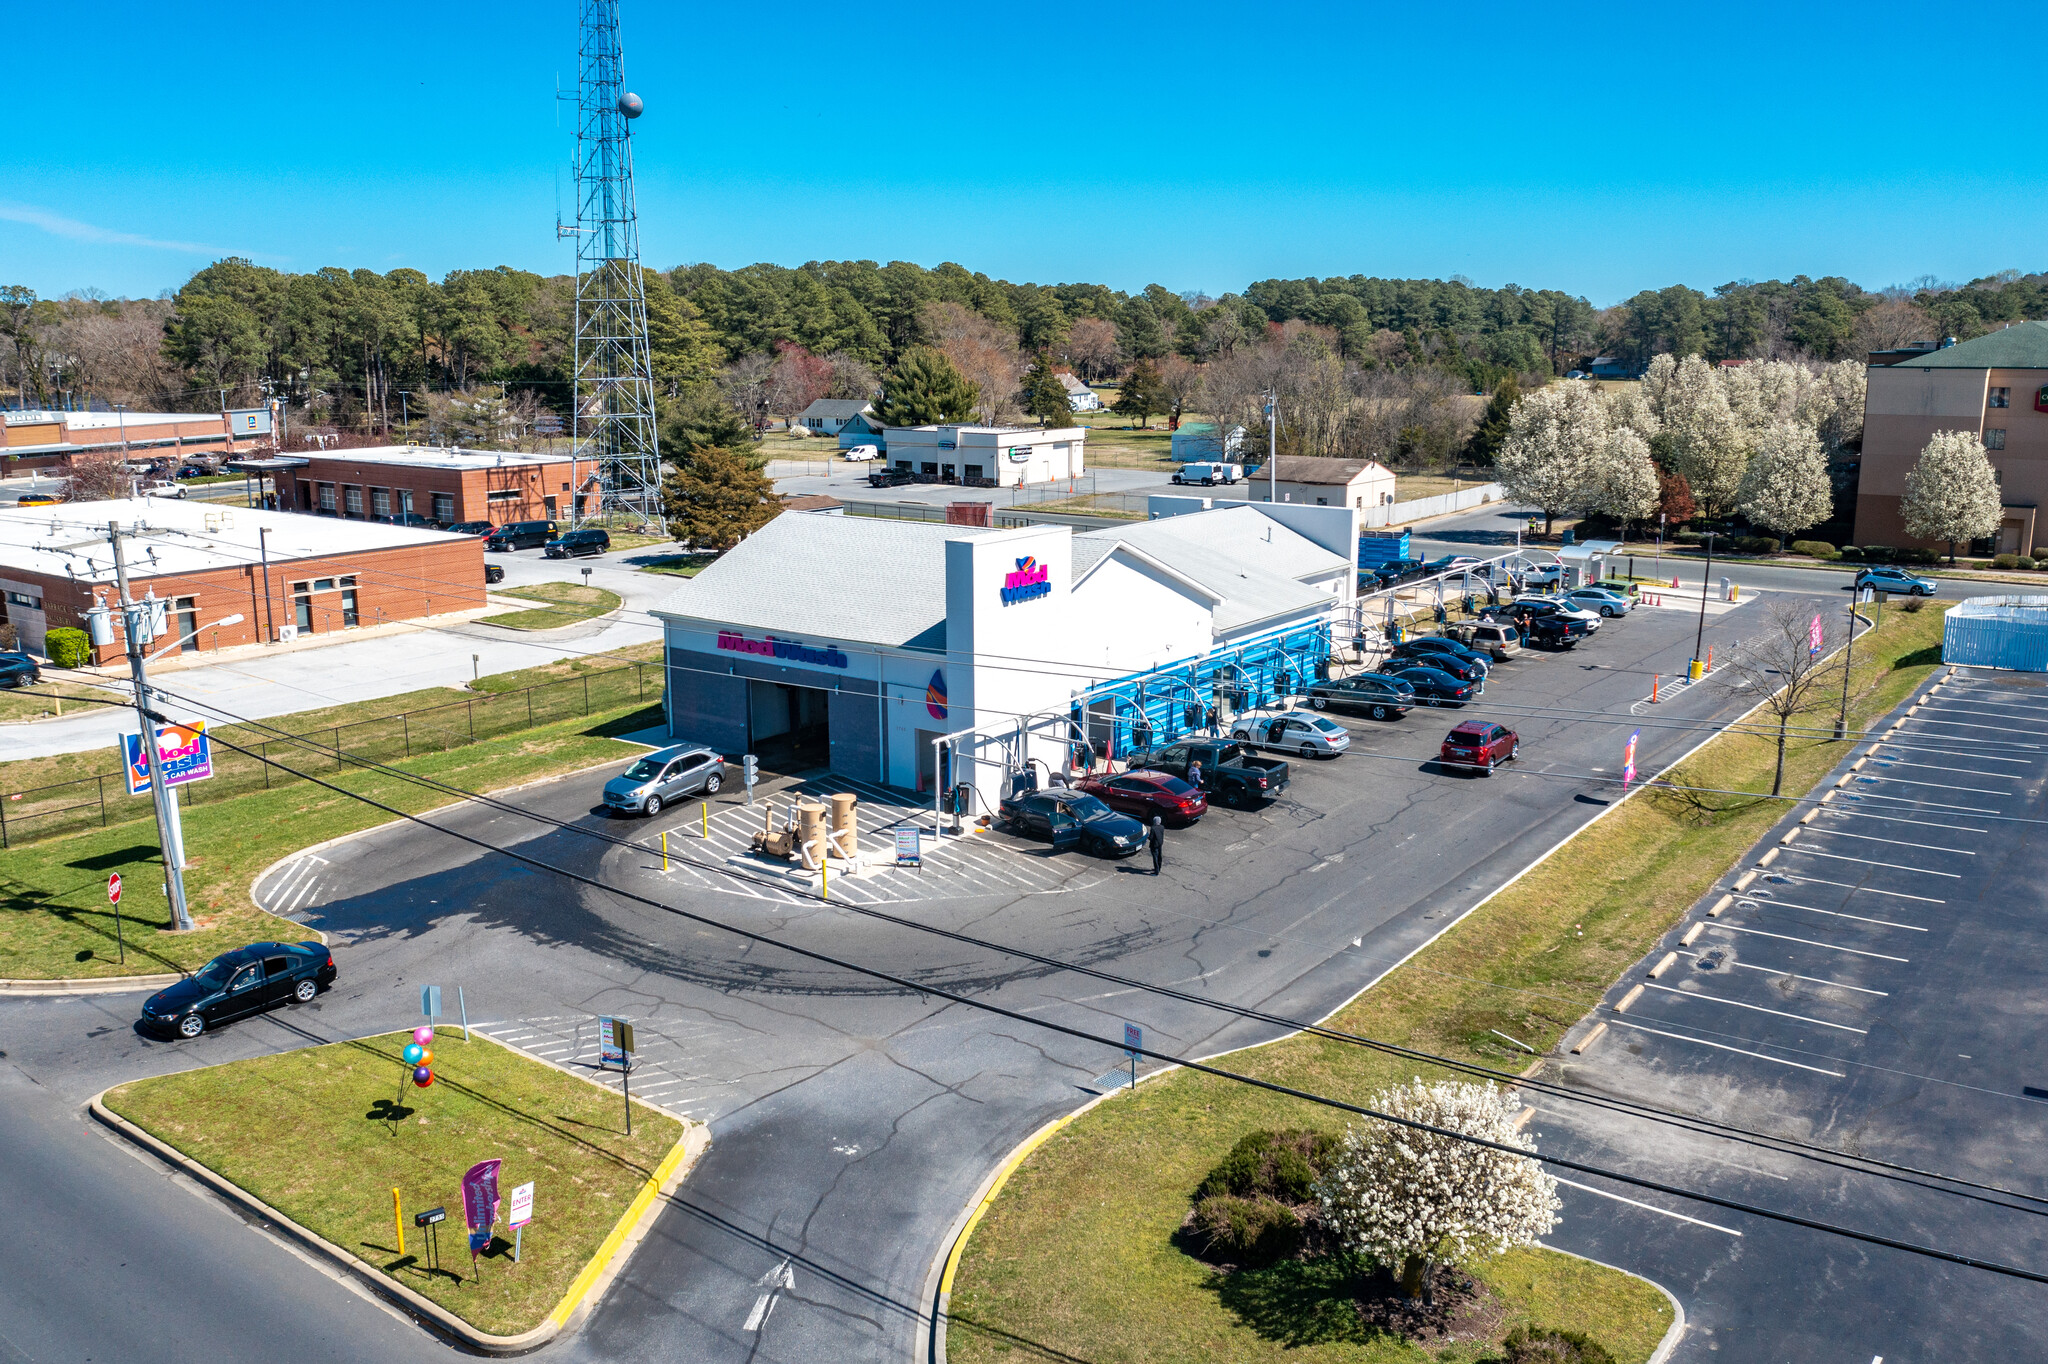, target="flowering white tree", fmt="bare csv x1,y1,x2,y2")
1316,1079,1560,1305
1601,383,1661,443
1901,429,2003,563
1737,420,1834,545
1641,354,1746,514
1583,426,1660,537
1494,383,1607,533
1721,358,1811,437
1799,359,1867,456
